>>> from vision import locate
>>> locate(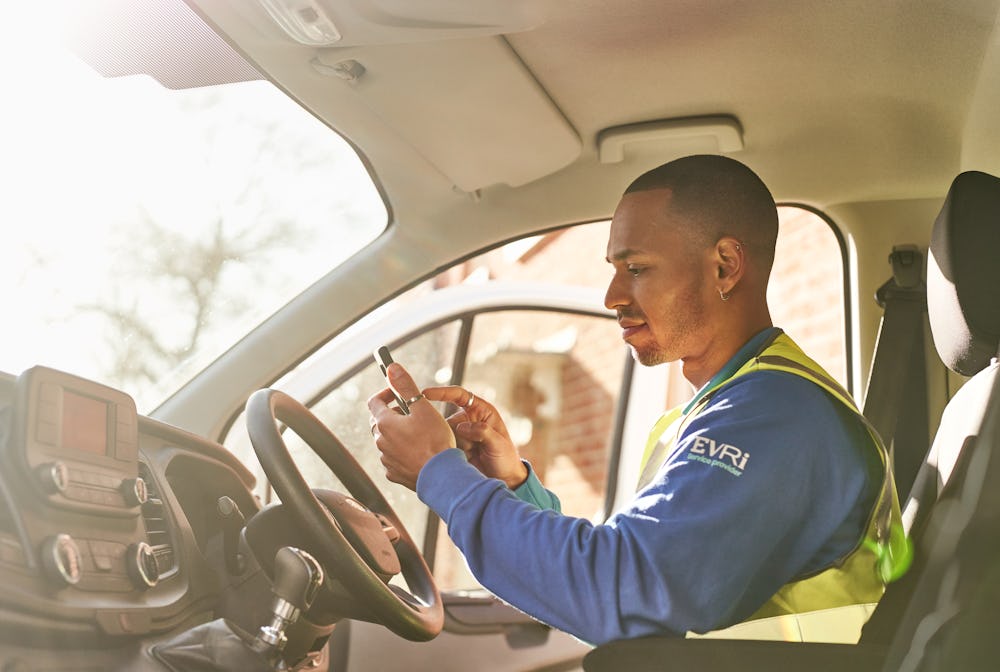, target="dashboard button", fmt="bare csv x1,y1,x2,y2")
63,485,87,502
87,541,113,572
